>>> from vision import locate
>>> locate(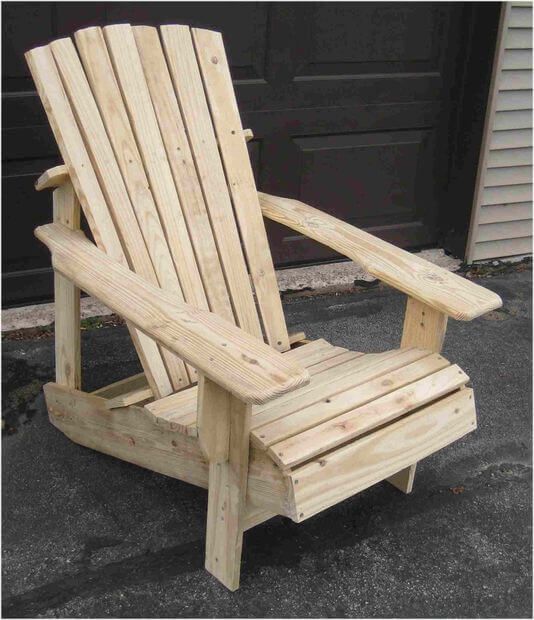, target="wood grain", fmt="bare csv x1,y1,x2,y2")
36,223,309,405
25,44,173,399
161,25,263,339
289,389,477,521
192,27,290,352
259,192,502,320
53,180,81,389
